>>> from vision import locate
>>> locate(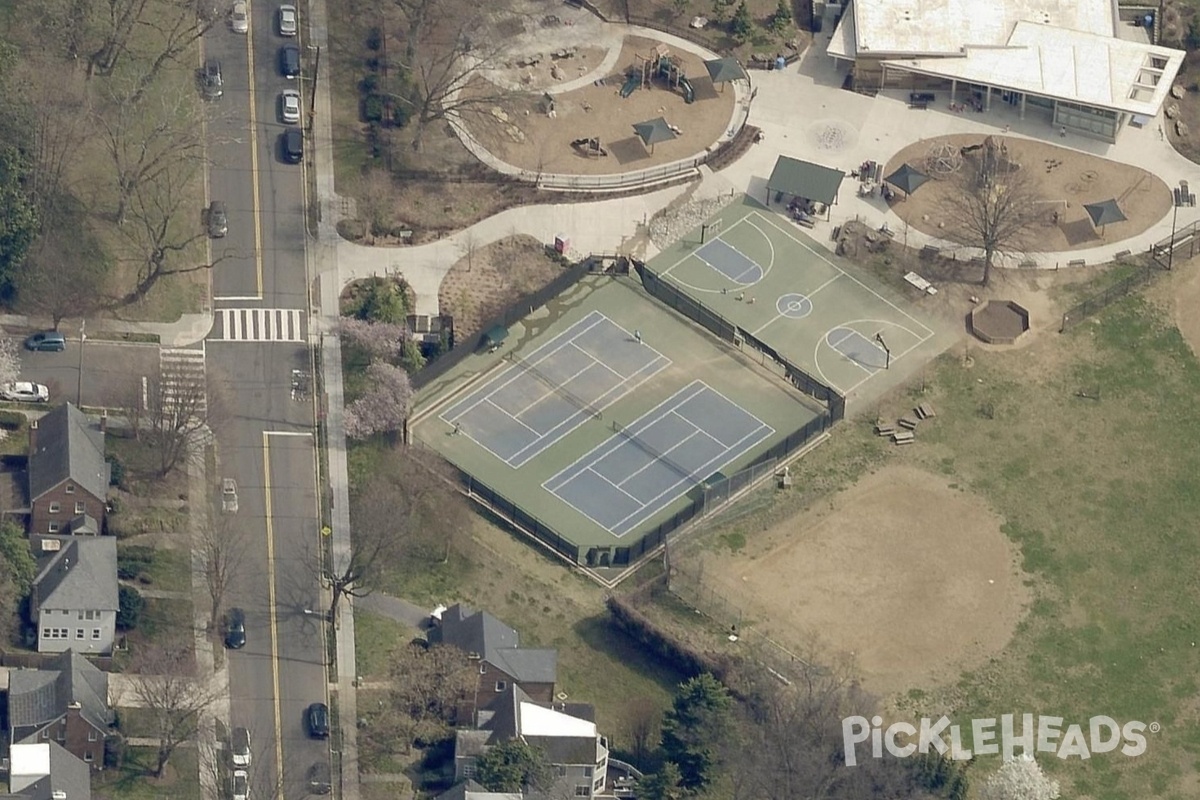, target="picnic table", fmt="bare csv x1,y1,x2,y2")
904,271,938,295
